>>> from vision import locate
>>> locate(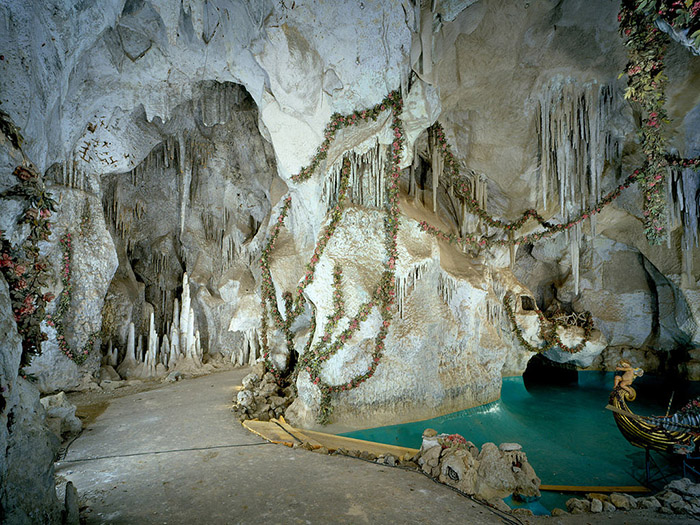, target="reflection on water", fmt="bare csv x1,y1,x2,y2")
342,372,700,491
